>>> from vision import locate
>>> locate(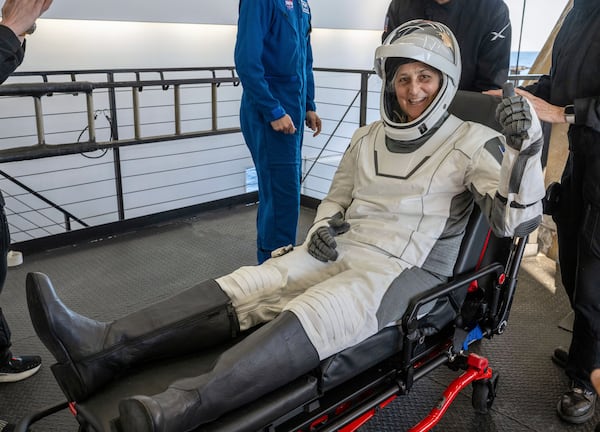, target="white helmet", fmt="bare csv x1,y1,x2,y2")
374,20,461,142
